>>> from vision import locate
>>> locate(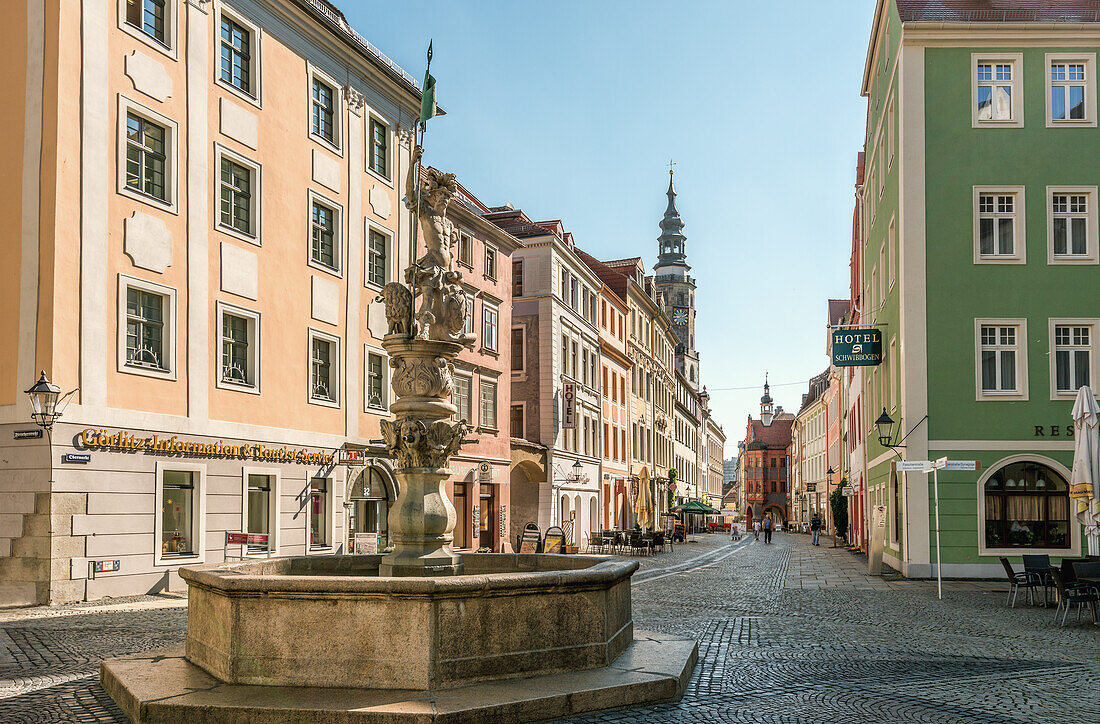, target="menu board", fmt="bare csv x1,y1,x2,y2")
519,523,541,554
